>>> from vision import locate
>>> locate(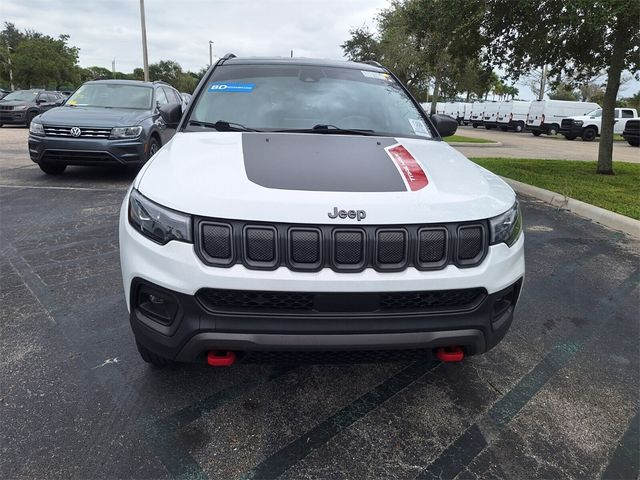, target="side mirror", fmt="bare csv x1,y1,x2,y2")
159,102,182,127
430,114,458,137
36,99,44,105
